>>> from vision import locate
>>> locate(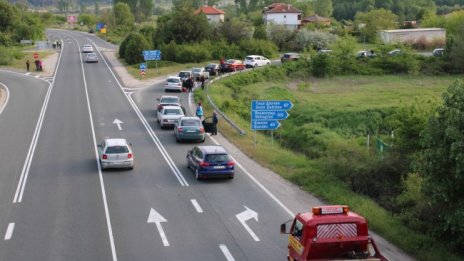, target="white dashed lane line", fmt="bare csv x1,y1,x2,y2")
190,199,203,213
4,223,15,240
